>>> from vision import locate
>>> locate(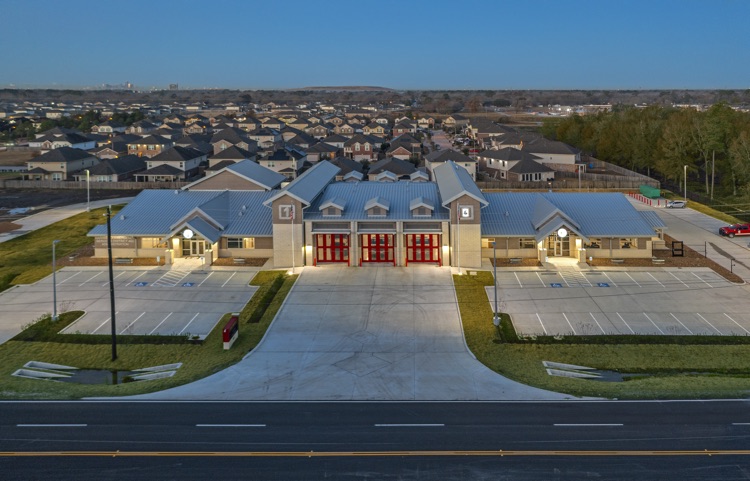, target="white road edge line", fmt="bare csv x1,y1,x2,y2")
670,313,694,335
643,312,665,335
221,272,237,288
375,424,445,427
149,313,173,335
18,424,87,427
196,424,266,427
616,312,635,334
179,313,200,335
554,424,623,427
696,313,723,335
536,313,549,335
724,313,750,335
120,312,146,334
